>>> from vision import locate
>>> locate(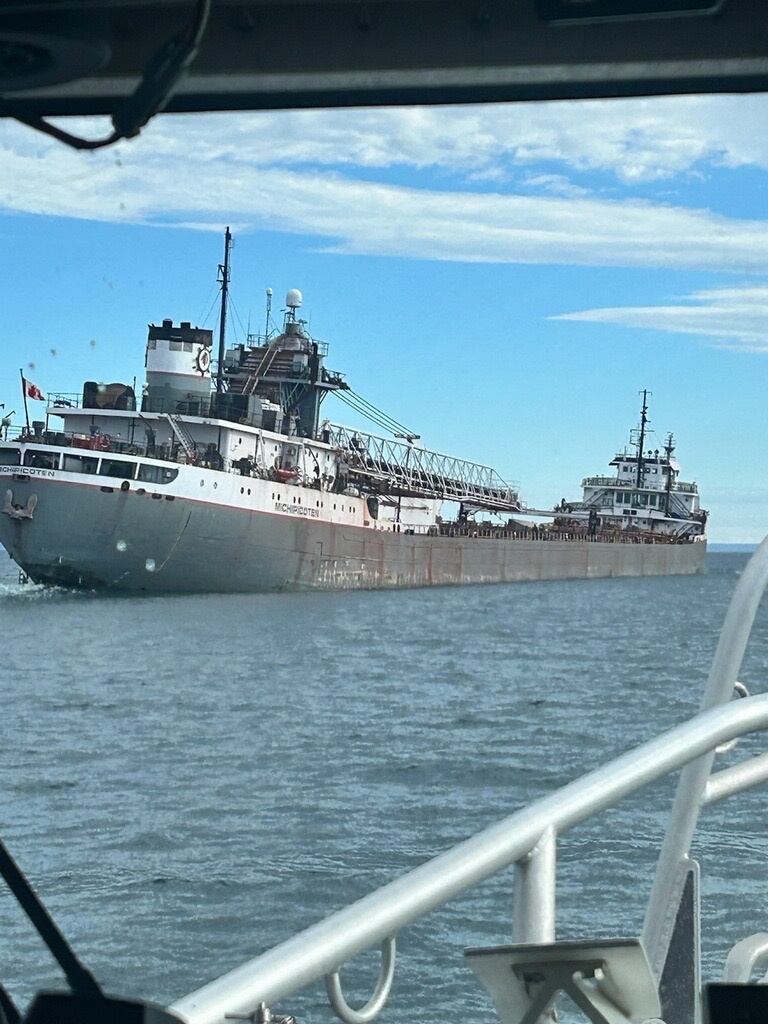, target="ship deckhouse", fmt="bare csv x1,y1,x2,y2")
579,391,705,539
